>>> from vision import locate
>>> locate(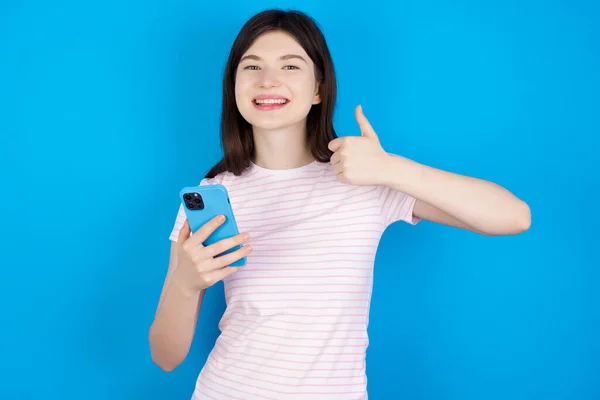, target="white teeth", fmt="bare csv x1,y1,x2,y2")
255,98,288,104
